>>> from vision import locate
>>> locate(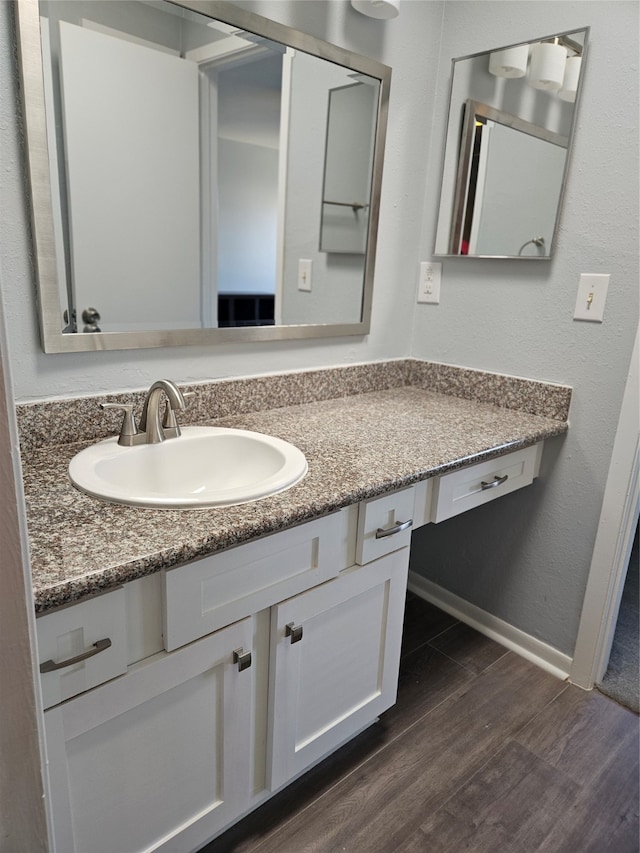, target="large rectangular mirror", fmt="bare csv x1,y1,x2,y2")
15,0,391,352
434,28,588,259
